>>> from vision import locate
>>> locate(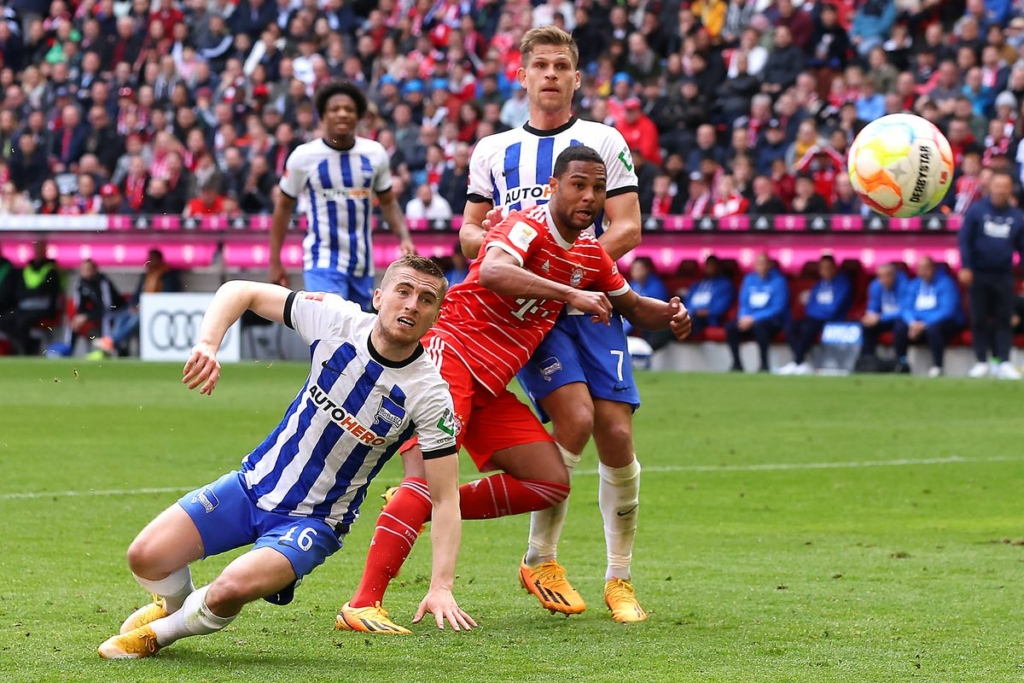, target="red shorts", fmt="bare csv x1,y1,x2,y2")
402,335,553,471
